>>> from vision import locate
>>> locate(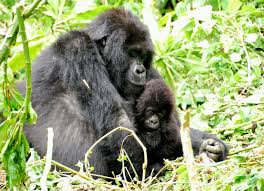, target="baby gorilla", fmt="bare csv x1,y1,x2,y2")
135,79,228,173
135,79,176,150
135,79,180,173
